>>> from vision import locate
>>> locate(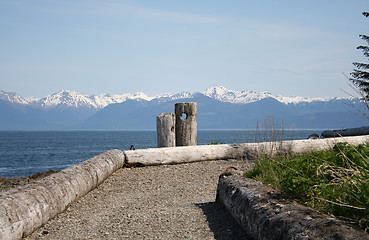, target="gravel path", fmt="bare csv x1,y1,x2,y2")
24,159,254,240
